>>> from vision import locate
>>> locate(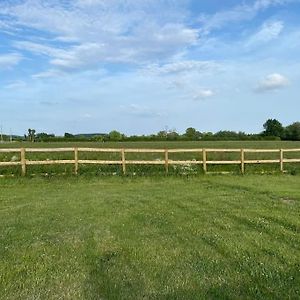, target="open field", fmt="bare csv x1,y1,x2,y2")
1,141,300,176
1,140,300,149
0,175,299,299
